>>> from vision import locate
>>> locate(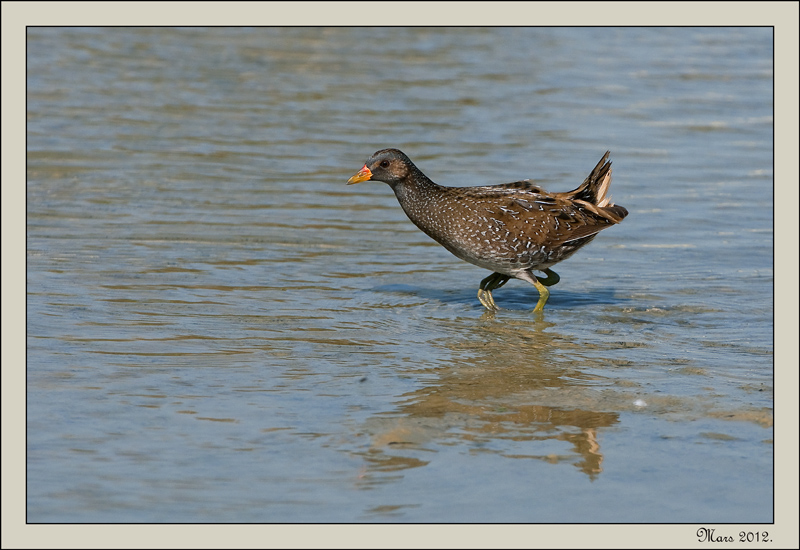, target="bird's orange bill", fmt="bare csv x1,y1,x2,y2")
347,165,373,185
